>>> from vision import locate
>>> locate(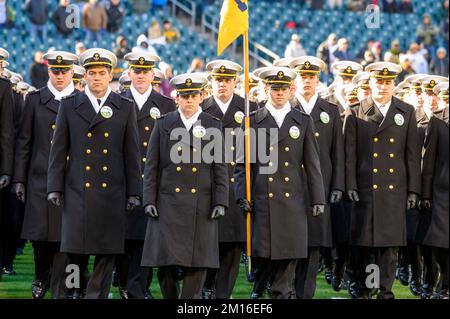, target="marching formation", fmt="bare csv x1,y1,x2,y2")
0,45,448,300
